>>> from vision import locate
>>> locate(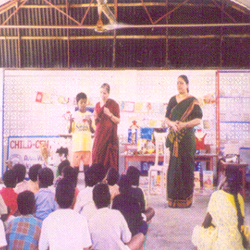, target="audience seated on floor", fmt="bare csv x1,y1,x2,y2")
35,167,58,221
103,167,120,204
112,175,148,237
39,179,92,250
6,191,42,250
12,164,30,194
0,170,18,220
28,164,42,194
126,166,155,222
74,163,105,221
89,183,145,250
